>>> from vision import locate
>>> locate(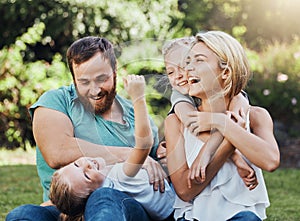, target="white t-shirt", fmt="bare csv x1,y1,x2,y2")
103,163,175,220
